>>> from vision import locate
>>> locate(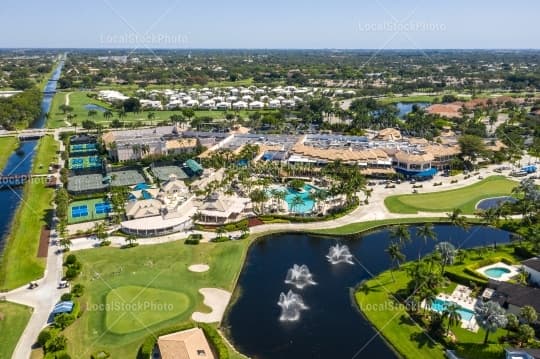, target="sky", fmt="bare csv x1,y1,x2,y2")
1,0,539,49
